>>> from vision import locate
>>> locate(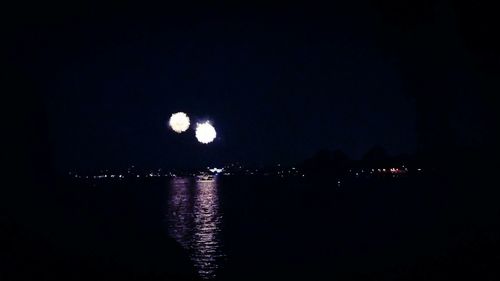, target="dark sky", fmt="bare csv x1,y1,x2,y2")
14,2,421,171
